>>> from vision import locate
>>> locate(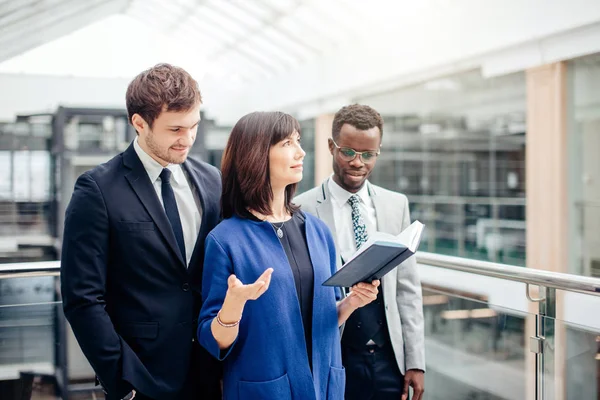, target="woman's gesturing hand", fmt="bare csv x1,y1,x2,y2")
346,279,380,310
226,268,274,303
